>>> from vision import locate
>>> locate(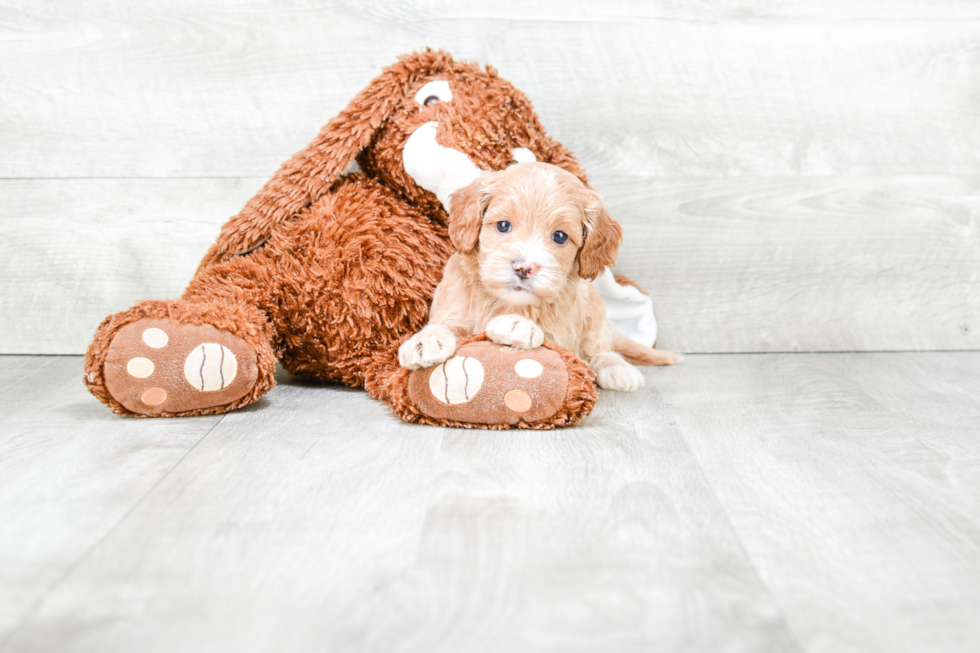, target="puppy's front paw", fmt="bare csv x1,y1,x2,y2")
596,364,645,392
398,325,458,370
486,314,545,350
